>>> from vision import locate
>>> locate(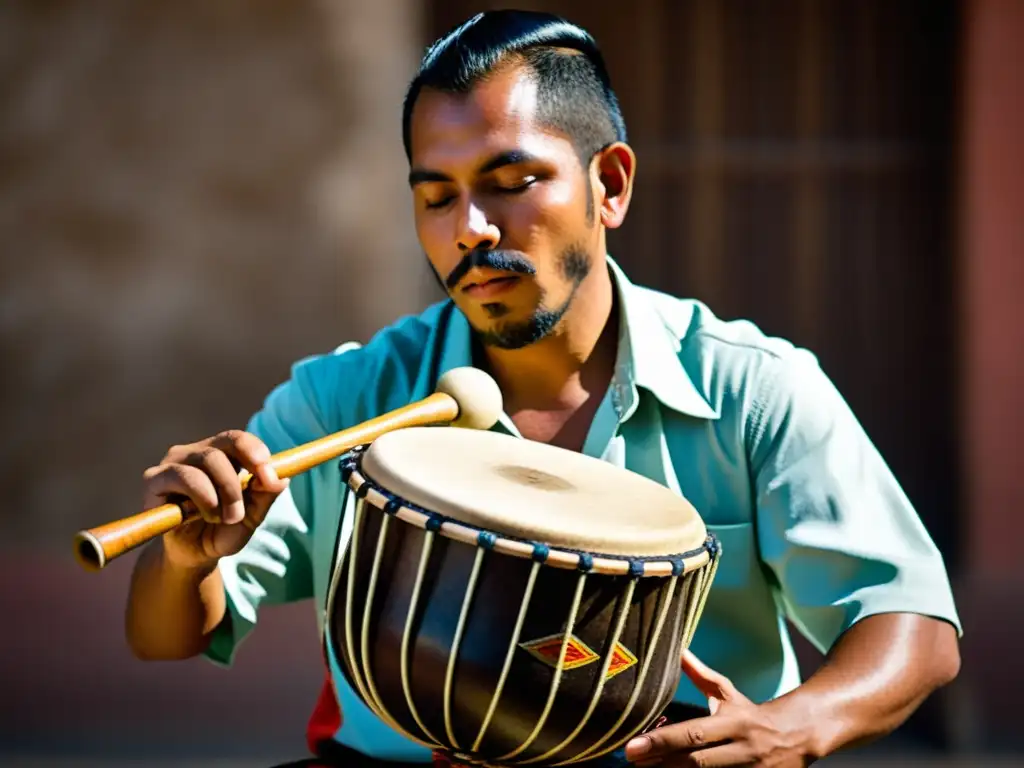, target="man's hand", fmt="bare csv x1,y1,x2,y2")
126,429,289,662
143,429,289,570
624,650,816,767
